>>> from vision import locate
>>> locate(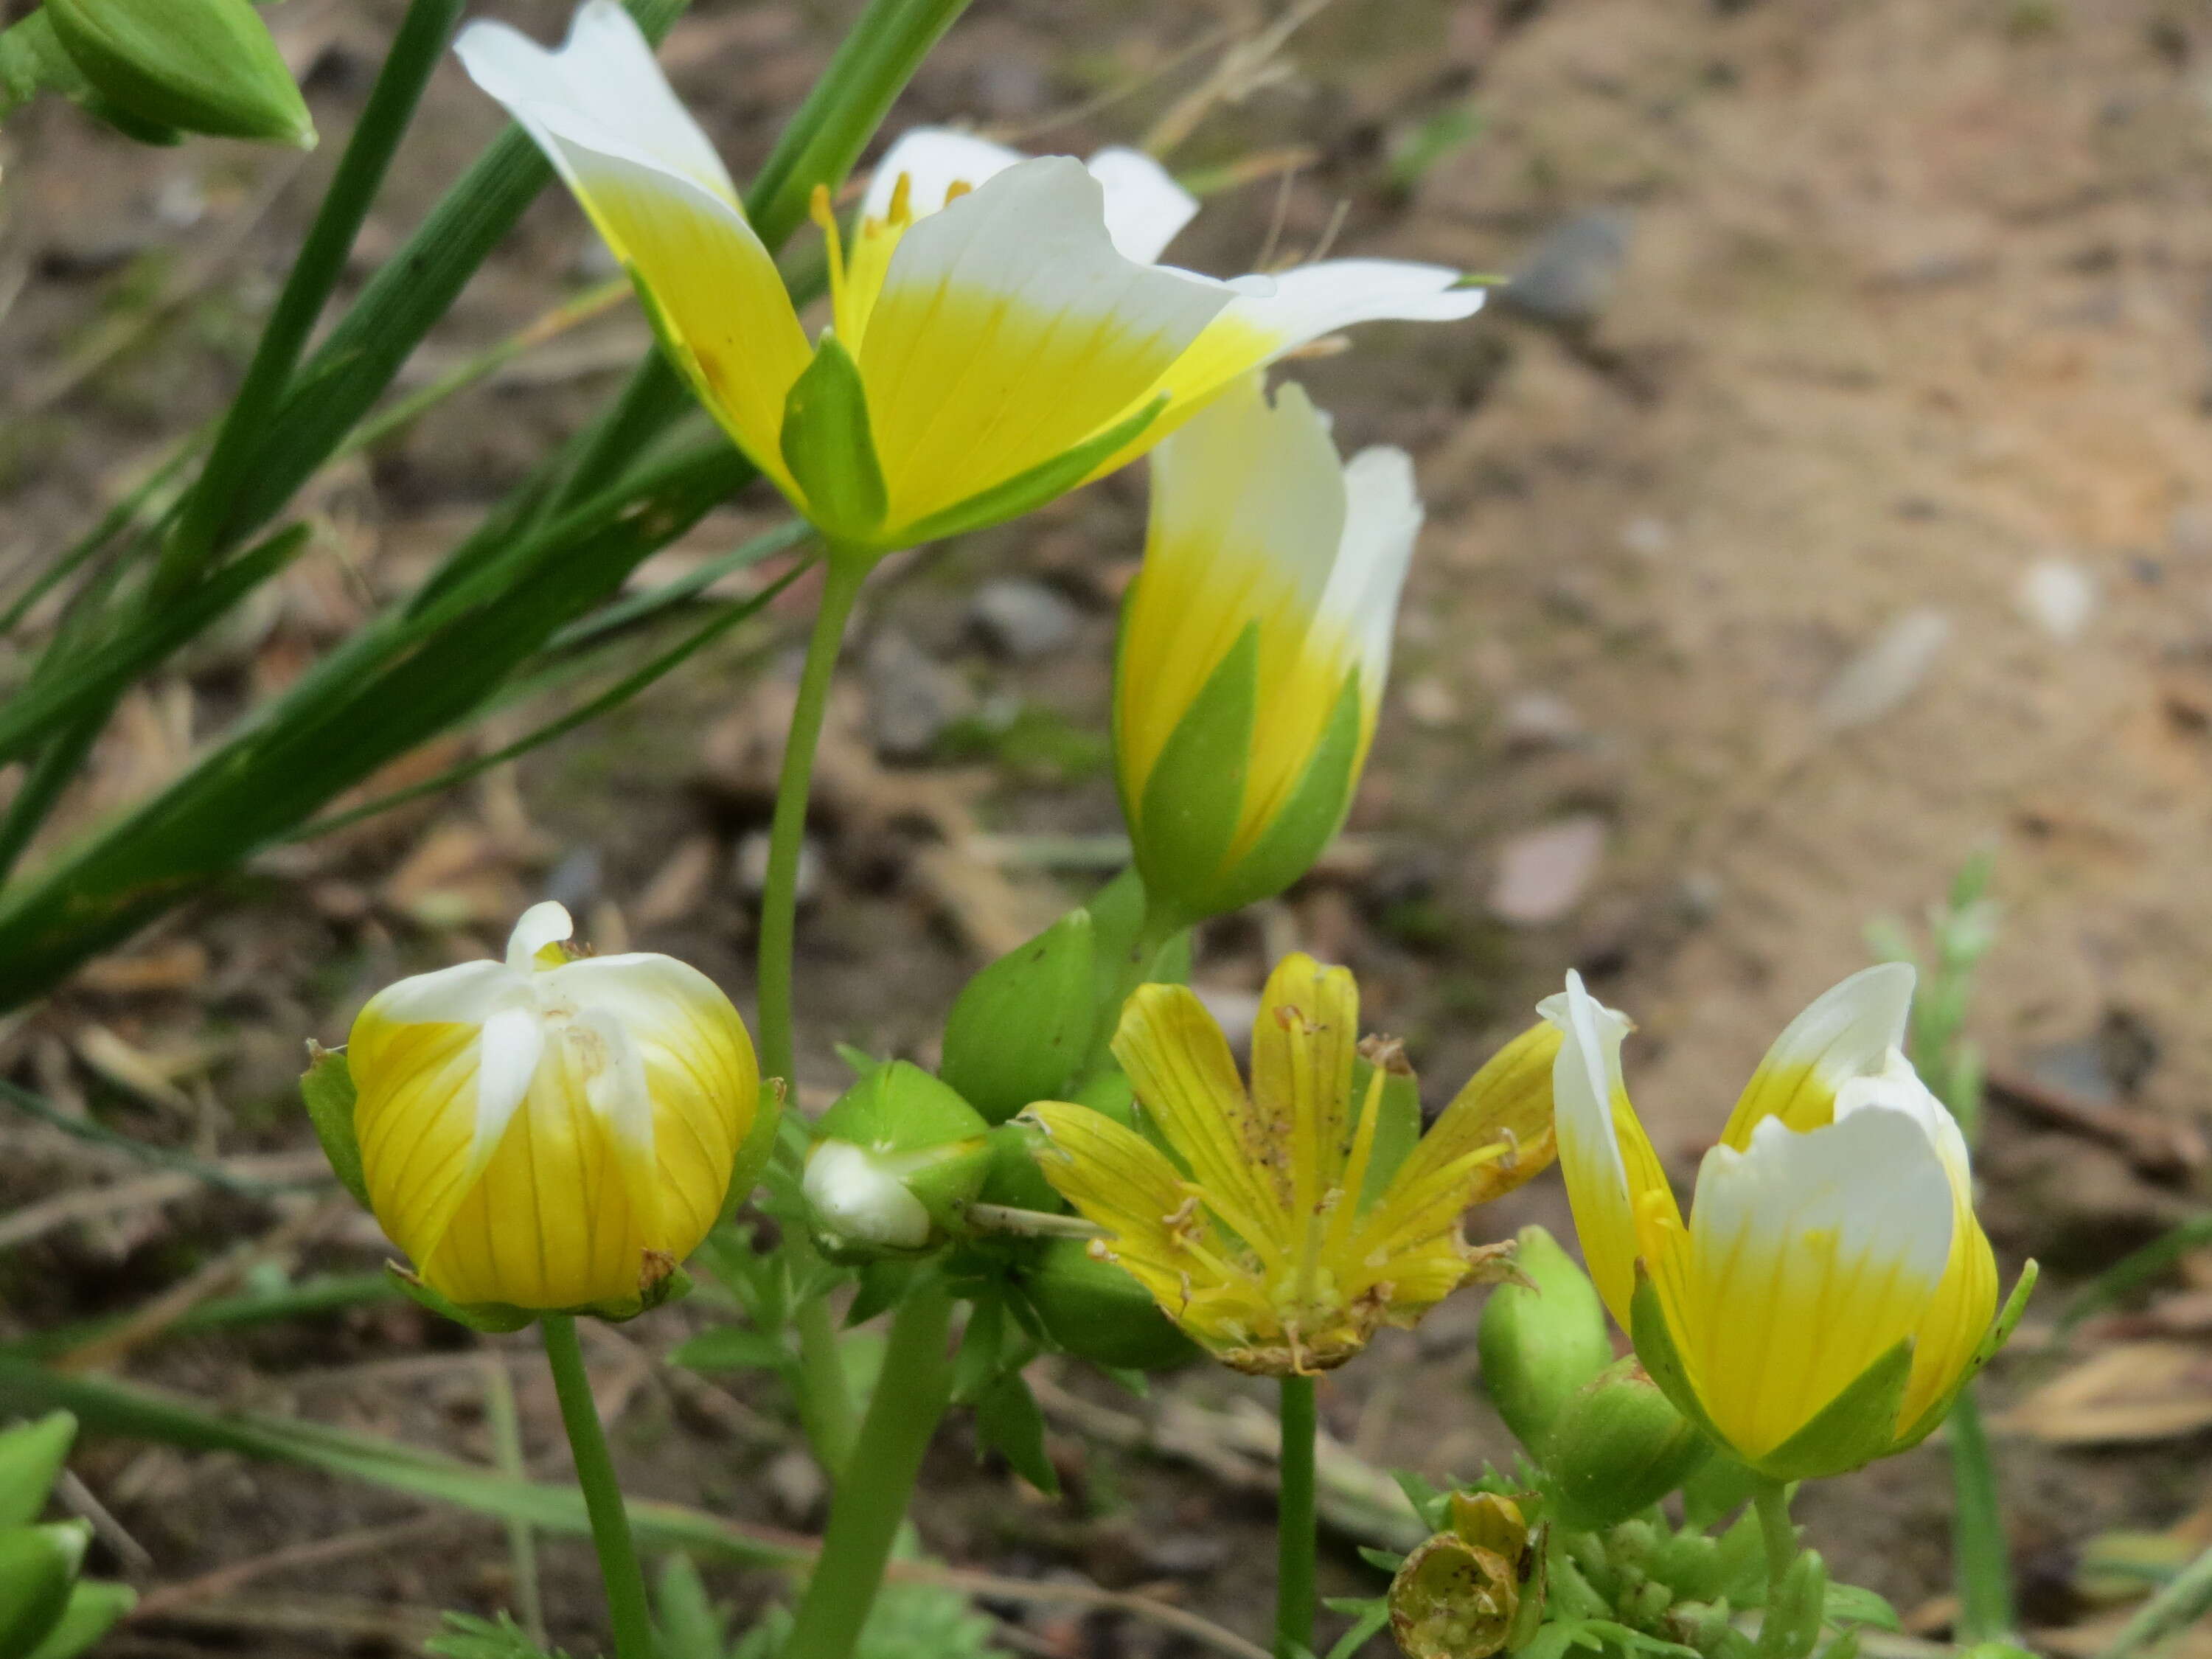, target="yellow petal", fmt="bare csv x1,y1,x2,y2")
1719,963,1914,1149
1376,1020,1562,1237
1538,973,1679,1330
1110,983,1287,1259
351,1012,490,1272
856,156,1230,535
1249,953,1359,1212
1674,1102,1953,1458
